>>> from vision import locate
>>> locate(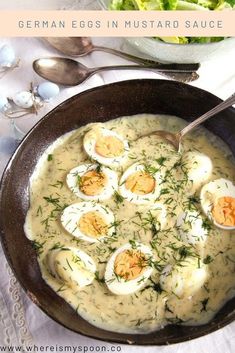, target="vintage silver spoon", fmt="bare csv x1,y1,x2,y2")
33,57,199,86
43,37,200,83
140,93,235,152
43,37,199,67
